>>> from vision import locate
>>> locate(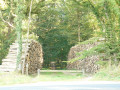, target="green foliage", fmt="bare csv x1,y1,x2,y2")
69,0,120,65
14,0,24,68
77,37,101,45
95,60,108,67
0,0,16,64
69,38,105,63
0,0,120,68
33,0,95,68
0,72,84,85
0,30,16,64
92,65,120,81
37,29,71,68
